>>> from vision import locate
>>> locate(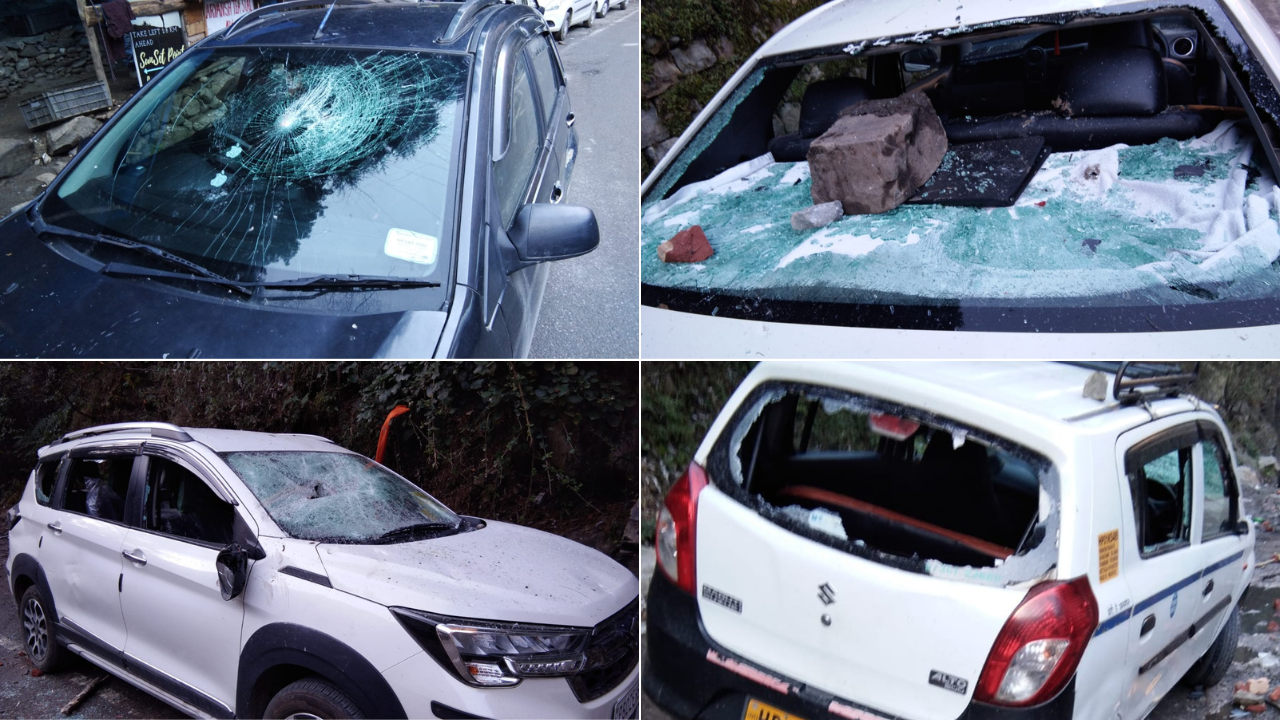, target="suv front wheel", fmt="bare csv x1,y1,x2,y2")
264,678,365,720
20,585,64,673
1181,605,1241,688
